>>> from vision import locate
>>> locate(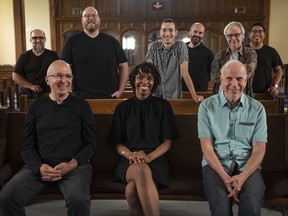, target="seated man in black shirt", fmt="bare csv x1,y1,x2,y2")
0,60,97,216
